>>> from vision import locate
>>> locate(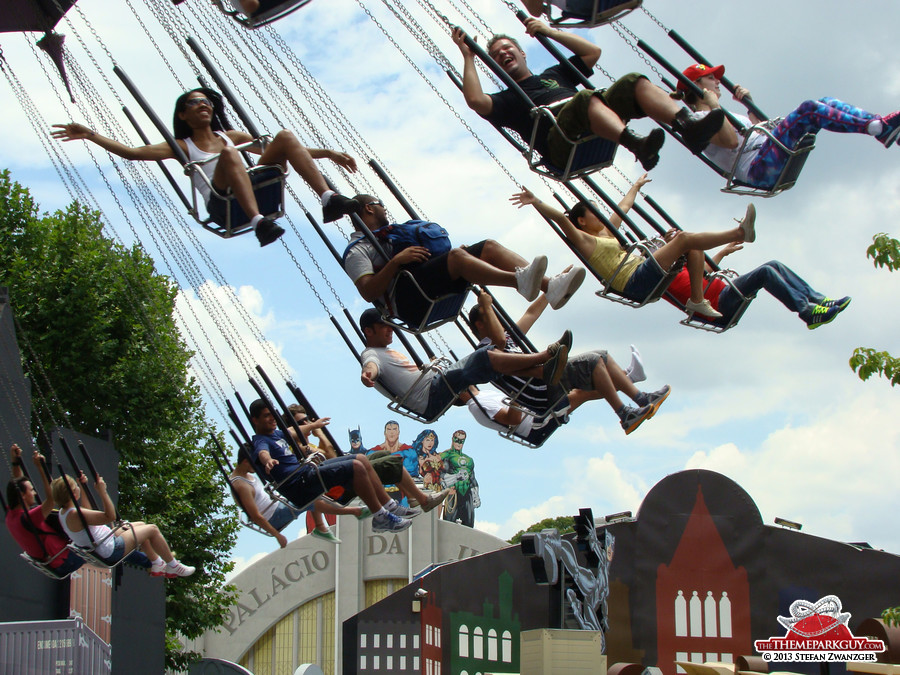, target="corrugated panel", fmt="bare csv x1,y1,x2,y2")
0,618,111,675
69,564,112,642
